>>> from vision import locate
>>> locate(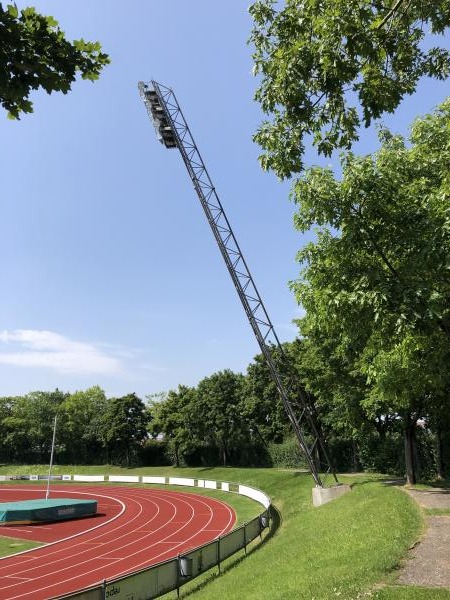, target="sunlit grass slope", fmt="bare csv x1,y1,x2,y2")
174,471,422,599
